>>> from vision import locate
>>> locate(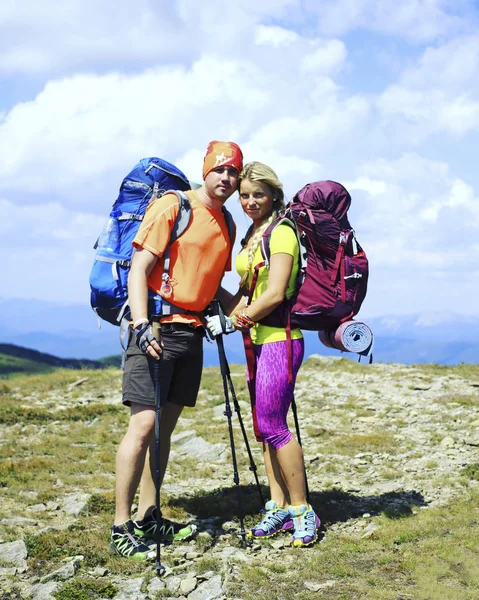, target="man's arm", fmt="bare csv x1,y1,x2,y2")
128,247,162,359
